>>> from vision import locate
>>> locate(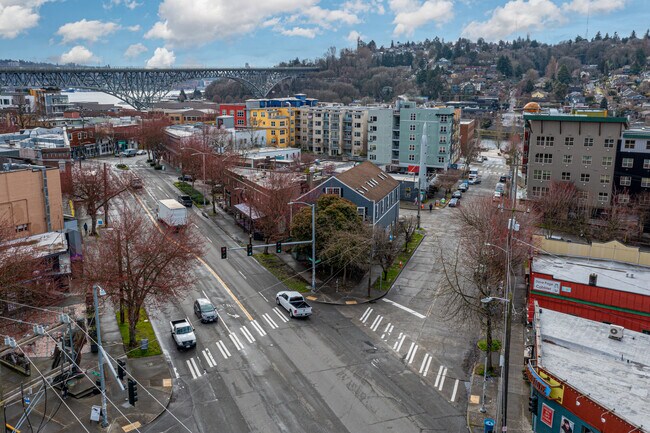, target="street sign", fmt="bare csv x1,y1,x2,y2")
23,397,30,405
